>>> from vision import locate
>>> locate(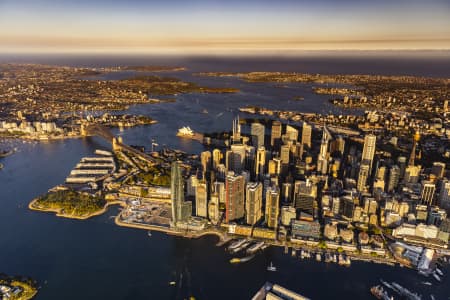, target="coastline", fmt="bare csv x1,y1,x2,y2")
28,198,124,220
